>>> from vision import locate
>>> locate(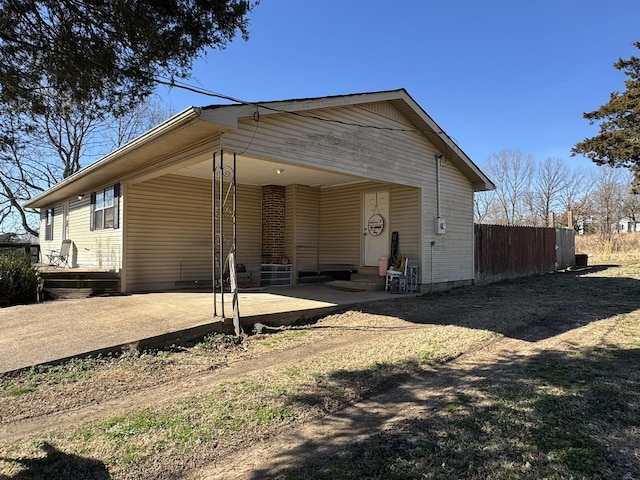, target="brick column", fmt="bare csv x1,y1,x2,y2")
262,185,286,263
